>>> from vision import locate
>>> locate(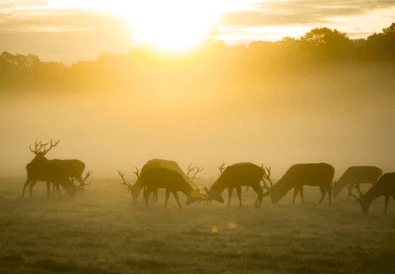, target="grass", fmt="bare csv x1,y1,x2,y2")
0,177,395,273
